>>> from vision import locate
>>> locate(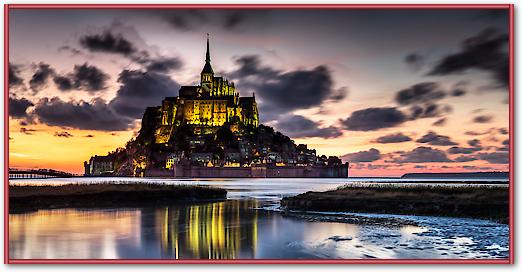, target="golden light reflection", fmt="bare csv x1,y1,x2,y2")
156,201,258,259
